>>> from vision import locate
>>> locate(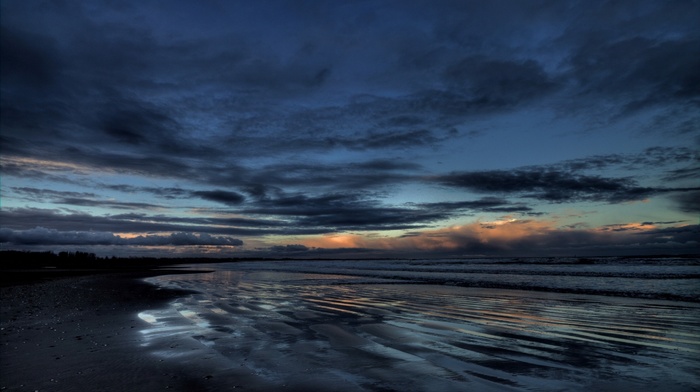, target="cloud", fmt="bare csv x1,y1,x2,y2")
129,232,243,246
244,192,450,231
417,197,533,213
569,37,700,113
97,101,186,152
2,0,696,182
301,220,700,257
0,26,60,90
269,244,309,252
434,168,700,204
671,191,700,214
1,0,566,176
351,159,422,171
664,166,700,182
0,227,243,246
558,147,696,173
247,160,417,189
1,1,697,257
192,190,246,206
349,129,442,150
0,208,293,237
1,149,422,202
0,195,457,236
11,187,163,210
442,56,557,106
0,227,118,246
434,170,655,202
